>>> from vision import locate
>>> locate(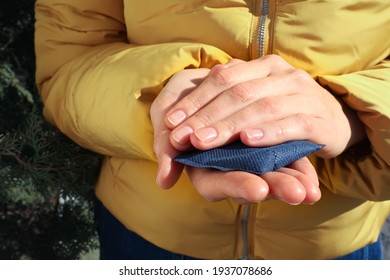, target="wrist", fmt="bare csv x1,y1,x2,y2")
338,98,367,149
